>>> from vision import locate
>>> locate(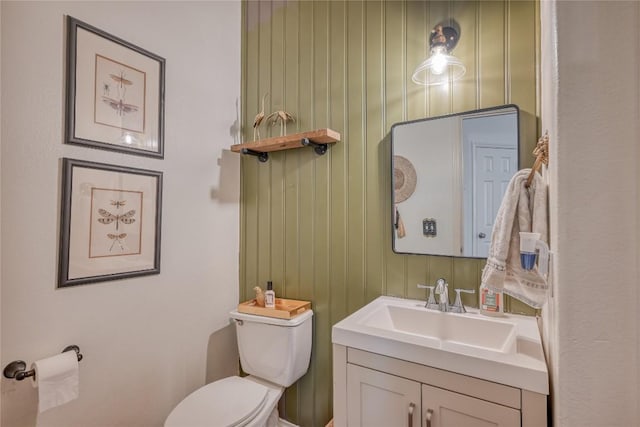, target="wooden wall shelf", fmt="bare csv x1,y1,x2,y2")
231,128,341,162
